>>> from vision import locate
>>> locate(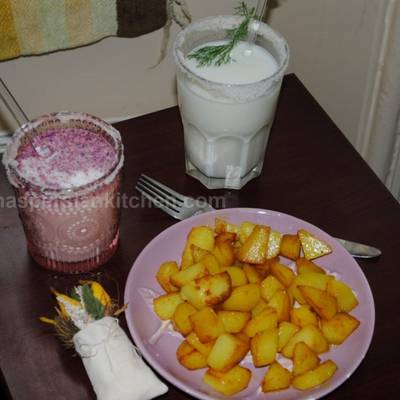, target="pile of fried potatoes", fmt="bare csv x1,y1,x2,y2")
152,218,360,396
